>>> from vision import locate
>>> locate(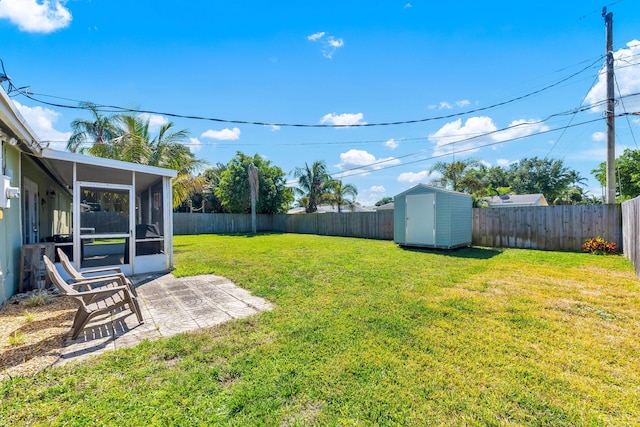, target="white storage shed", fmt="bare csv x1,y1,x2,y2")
394,184,472,249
